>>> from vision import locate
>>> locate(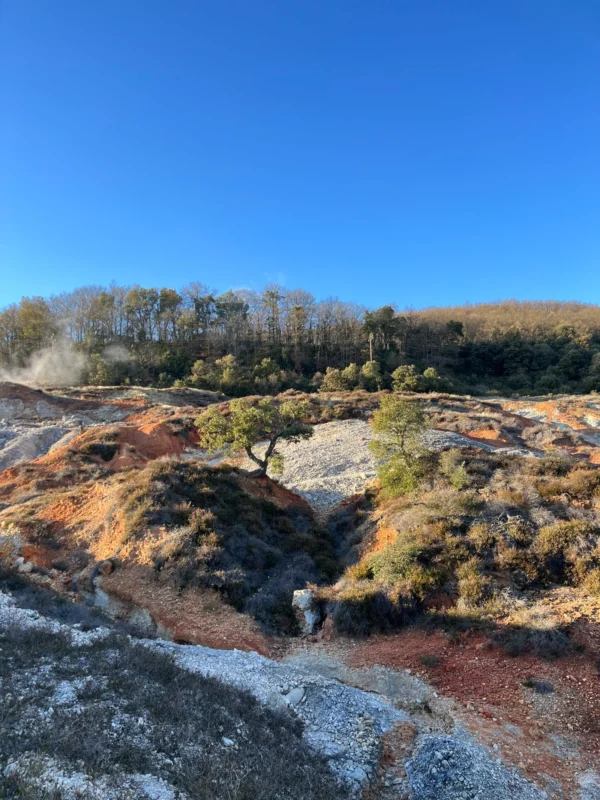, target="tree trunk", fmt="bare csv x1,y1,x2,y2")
244,446,267,475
